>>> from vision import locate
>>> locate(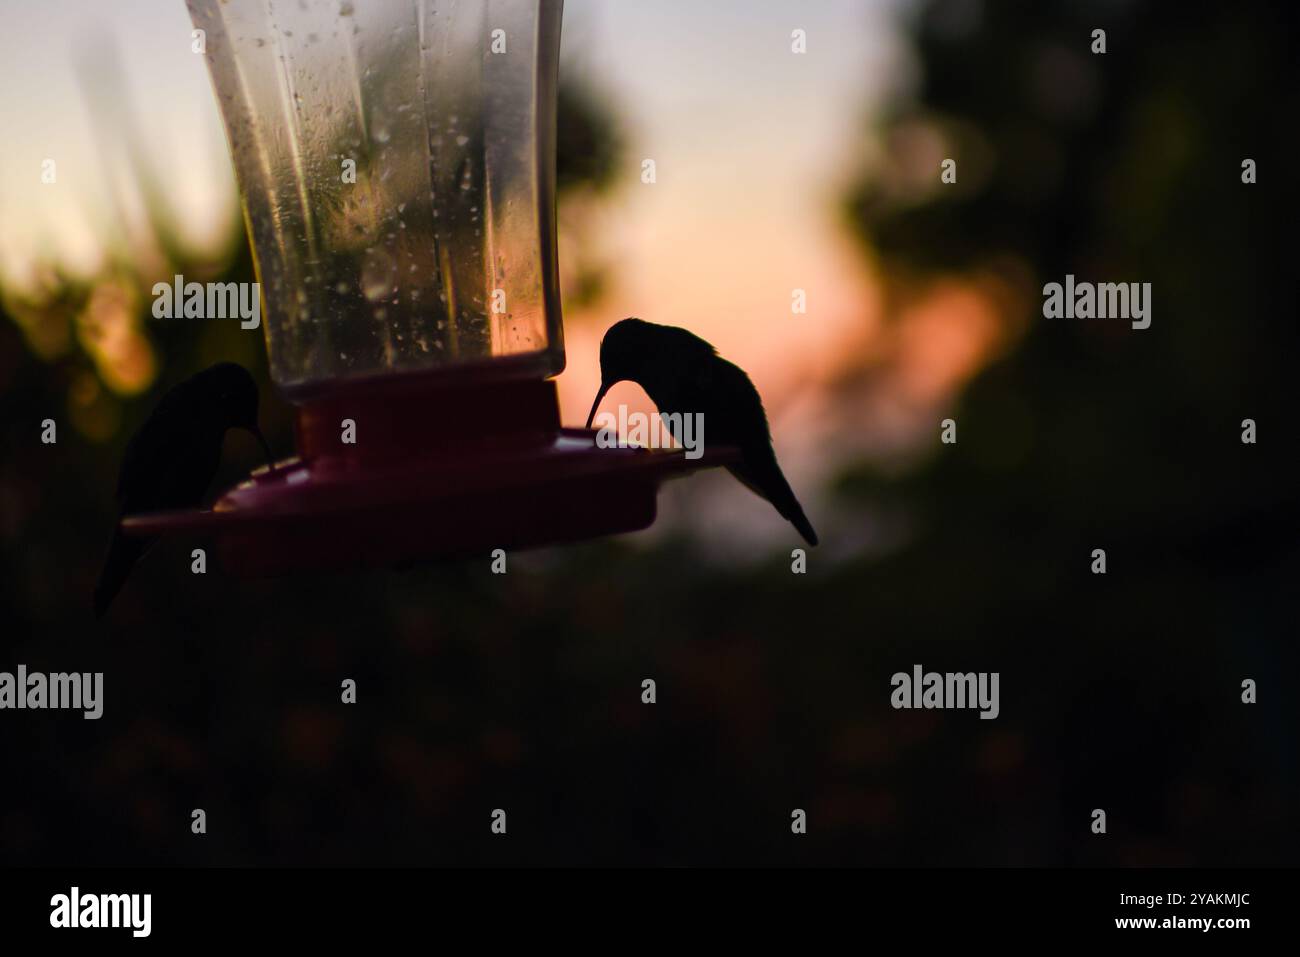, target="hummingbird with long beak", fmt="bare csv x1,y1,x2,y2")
586,318,818,546
94,361,273,618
